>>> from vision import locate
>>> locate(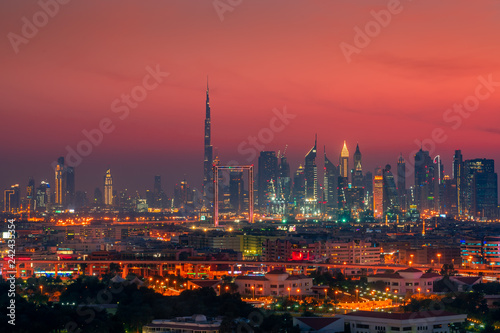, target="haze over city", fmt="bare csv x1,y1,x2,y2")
1,0,500,195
